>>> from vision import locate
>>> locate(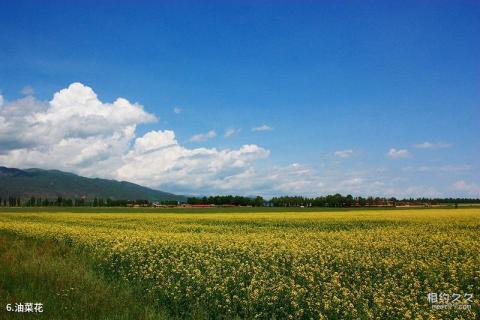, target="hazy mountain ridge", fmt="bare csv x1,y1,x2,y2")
0,166,185,201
